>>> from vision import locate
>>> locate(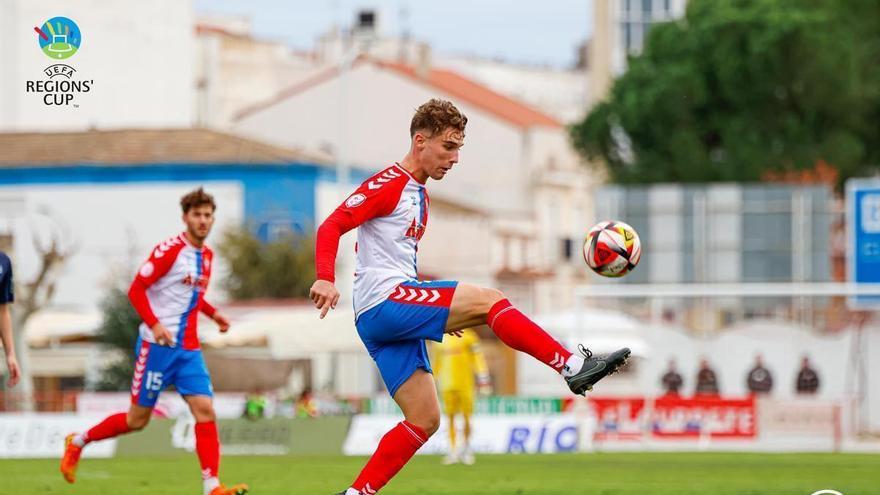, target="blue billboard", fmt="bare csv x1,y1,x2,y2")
847,178,880,307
